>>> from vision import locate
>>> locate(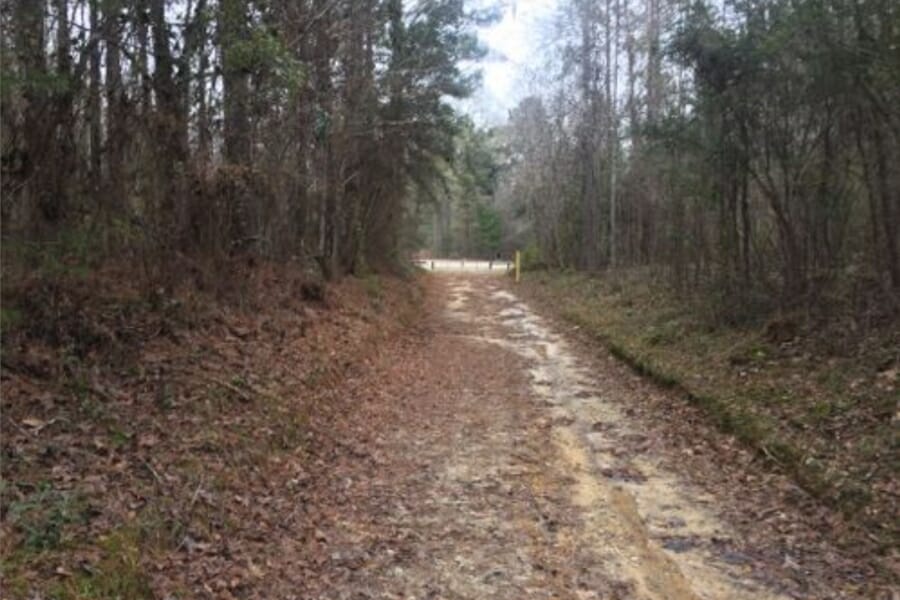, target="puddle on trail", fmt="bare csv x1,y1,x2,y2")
443,275,788,600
